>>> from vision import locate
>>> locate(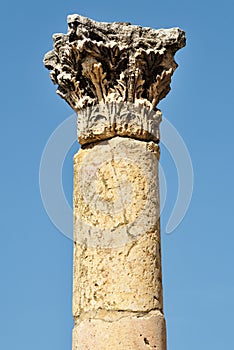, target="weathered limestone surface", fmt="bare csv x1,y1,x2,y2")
73,311,166,350
73,231,162,315
73,137,160,248
72,136,164,349
73,137,162,316
44,13,185,350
